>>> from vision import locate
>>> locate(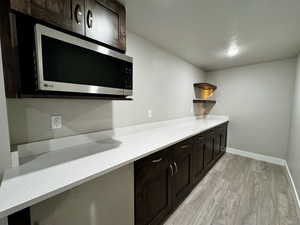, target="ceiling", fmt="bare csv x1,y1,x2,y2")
122,0,300,71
